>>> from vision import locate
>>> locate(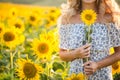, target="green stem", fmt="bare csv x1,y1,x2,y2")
10,51,14,80
1,38,3,53
18,51,20,58
47,61,52,80
88,26,91,43
83,26,92,80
